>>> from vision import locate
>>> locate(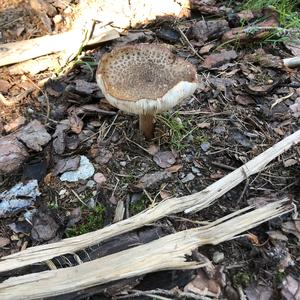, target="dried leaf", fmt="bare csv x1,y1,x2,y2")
135,171,171,189
93,173,107,185
0,237,10,247
235,95,255,106
267,230,288,242
0,79,11,93
153,151,176,168
159,190,171,200
282,221,300,241
284,40,300,56
166,164,182,173
184,270,221,298
68,110,84,134
74,79,100,94
146,144,159,156
4,116,26,133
